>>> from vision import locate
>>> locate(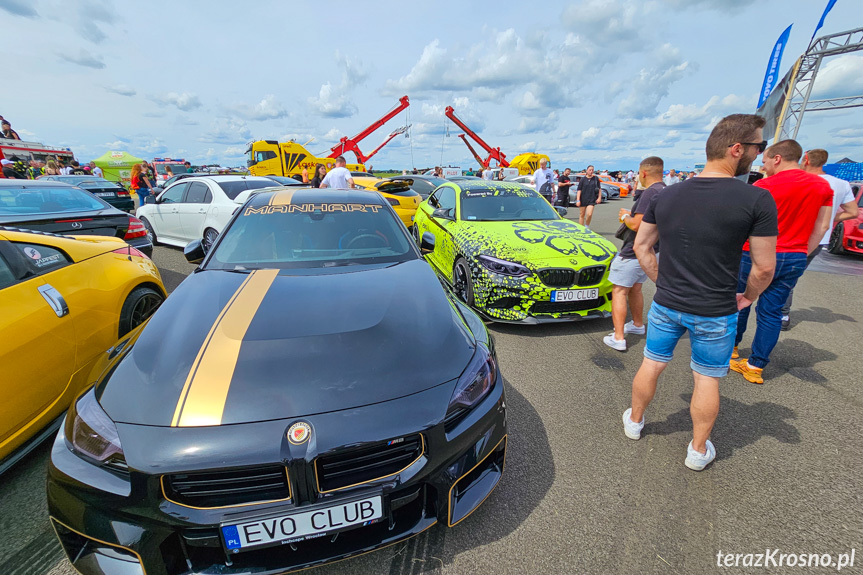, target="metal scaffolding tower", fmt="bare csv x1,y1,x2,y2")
772,27,863,141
